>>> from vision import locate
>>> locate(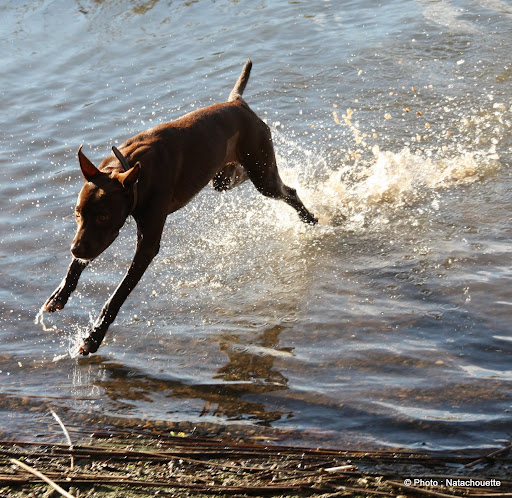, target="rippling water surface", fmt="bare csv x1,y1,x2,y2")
1,0,512,449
